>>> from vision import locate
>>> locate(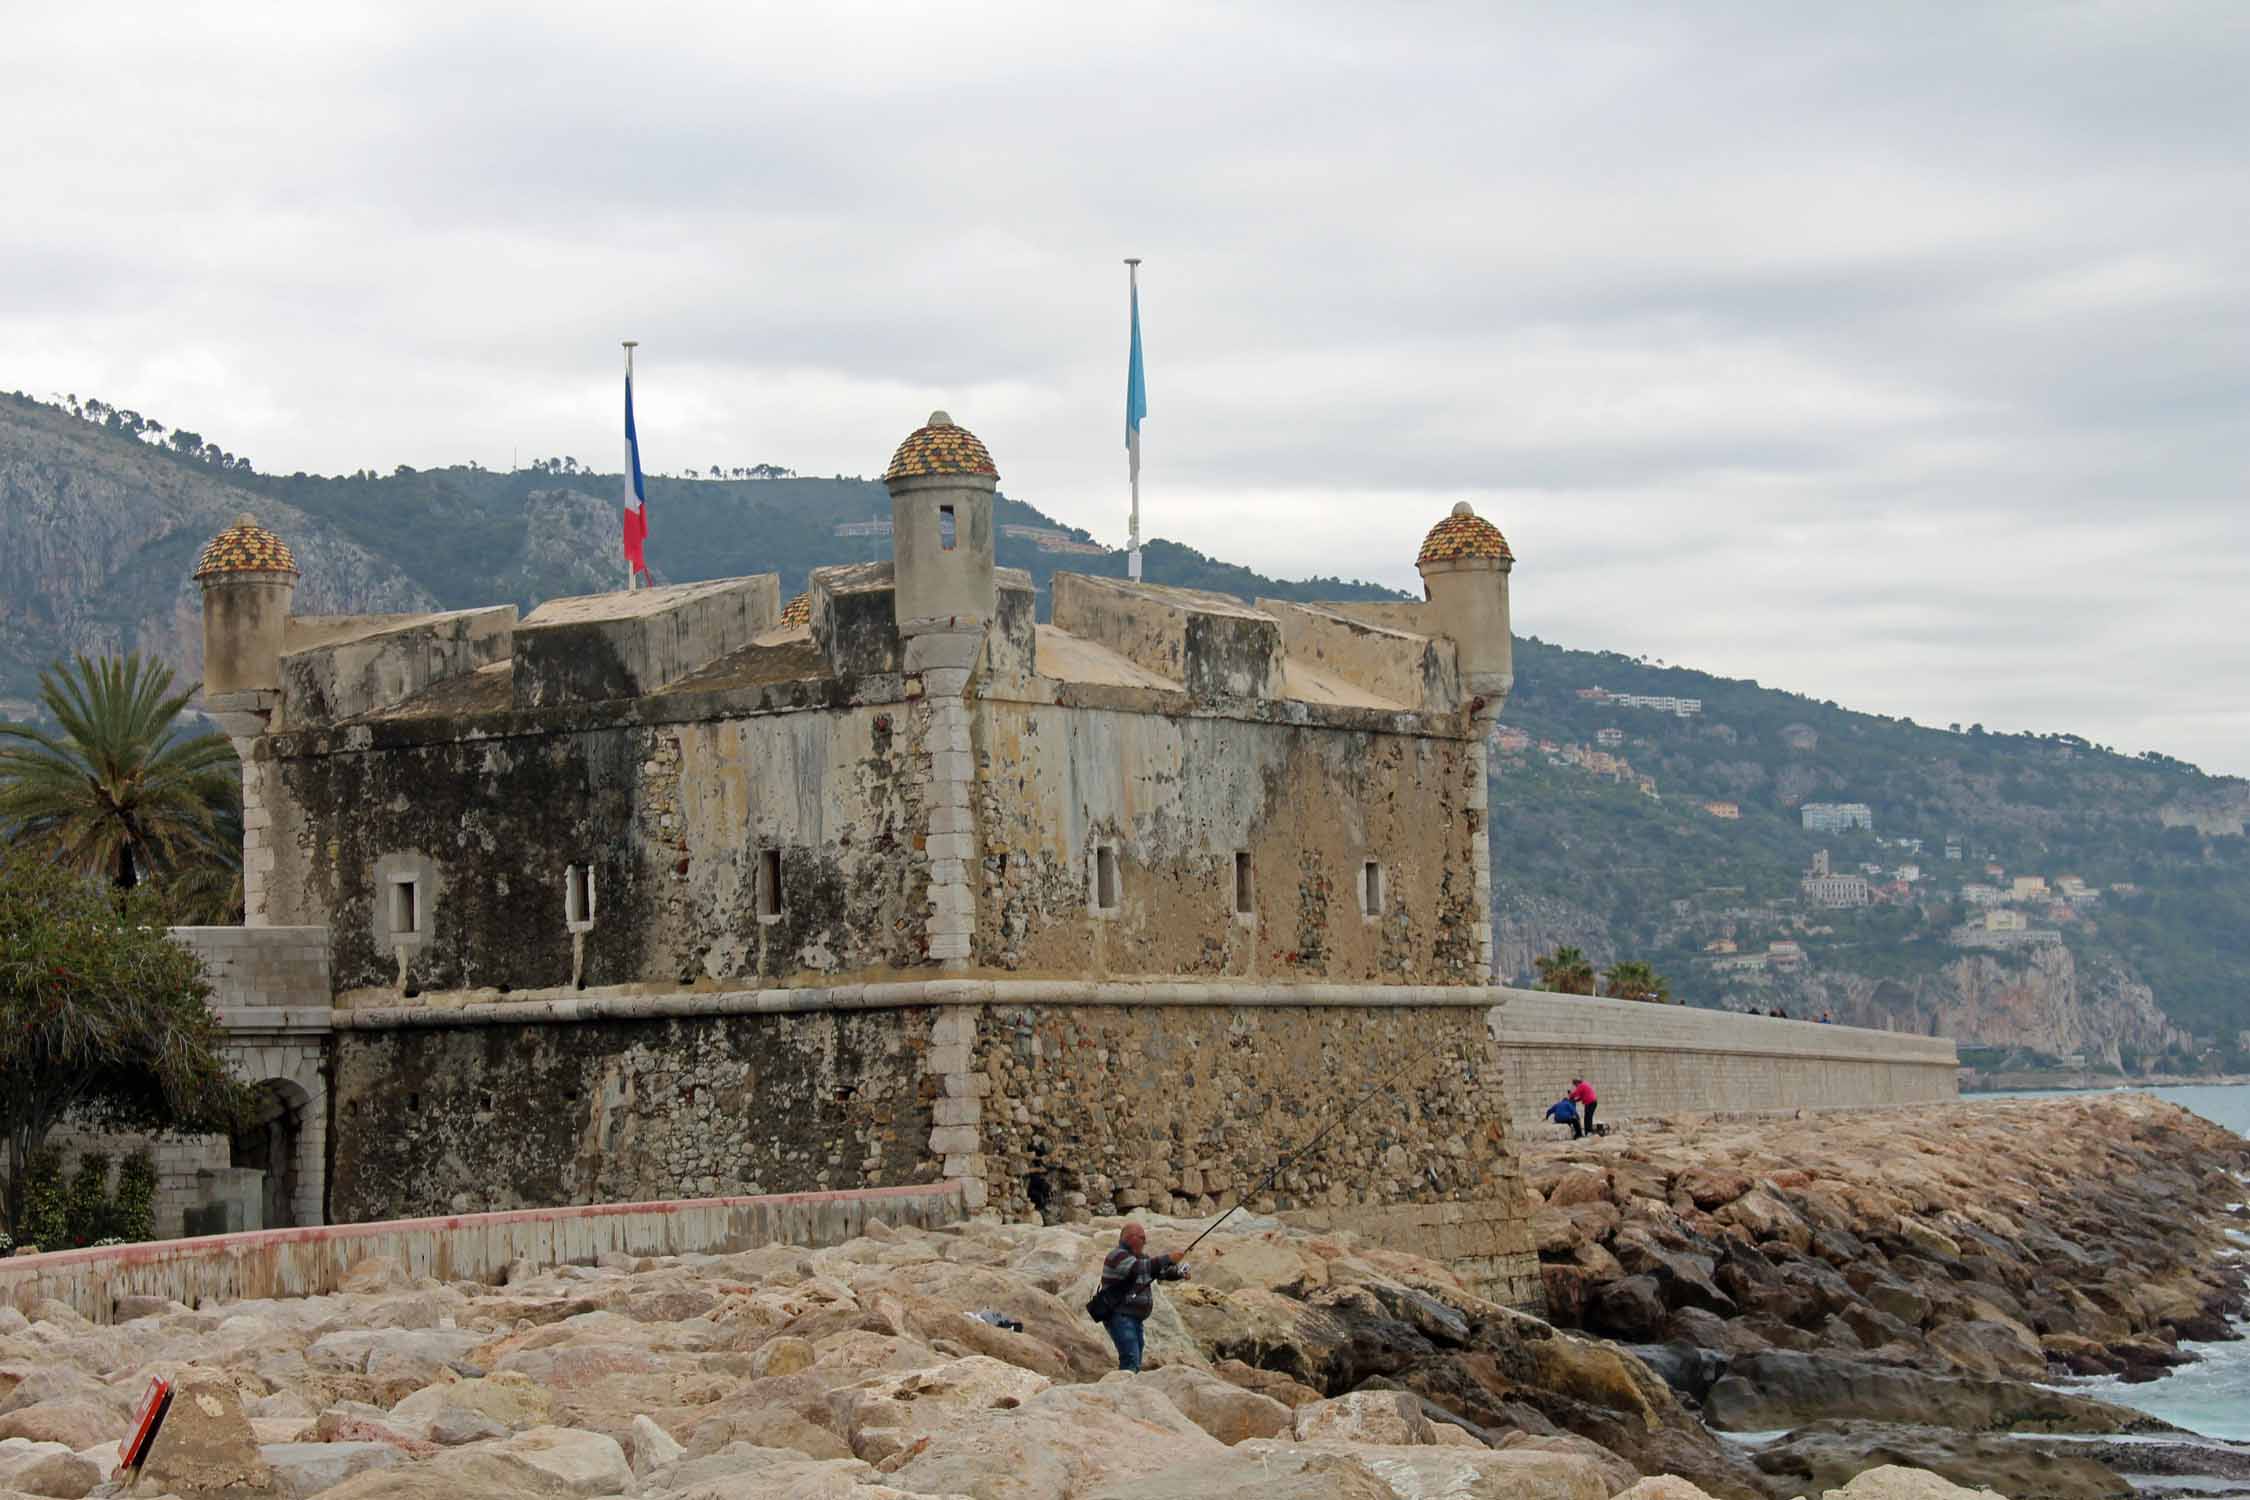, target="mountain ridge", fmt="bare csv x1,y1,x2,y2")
5,390,2244,1066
